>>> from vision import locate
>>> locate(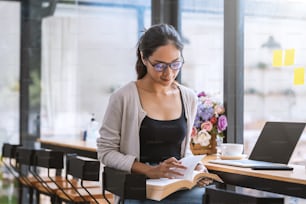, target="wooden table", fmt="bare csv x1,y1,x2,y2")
38,136,97,159
38,137,306,199
203,155,306,199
